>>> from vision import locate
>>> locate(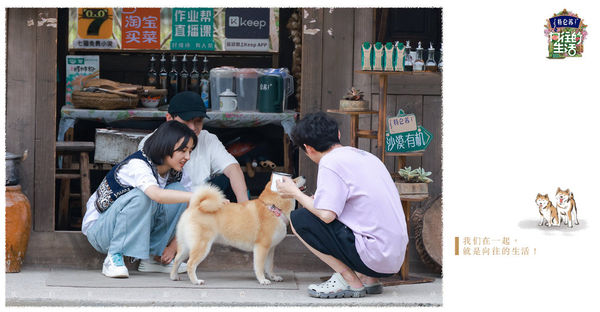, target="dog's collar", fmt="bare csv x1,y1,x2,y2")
268,205,282,217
